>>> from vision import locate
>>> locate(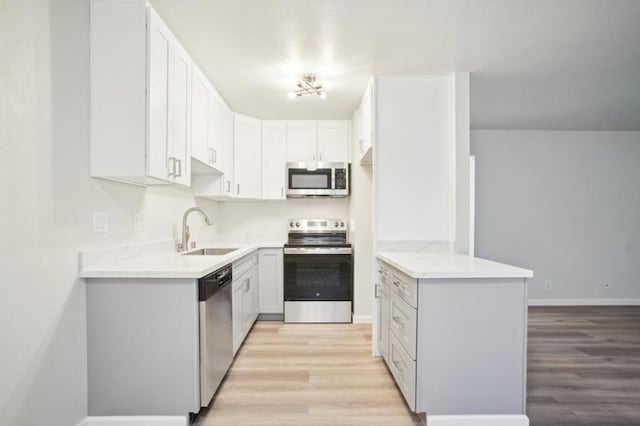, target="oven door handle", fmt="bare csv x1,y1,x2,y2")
284,247,353,255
